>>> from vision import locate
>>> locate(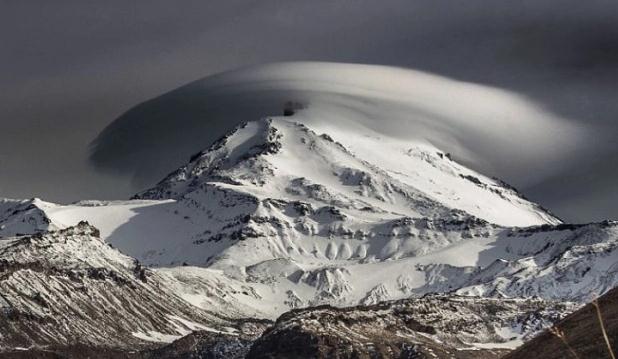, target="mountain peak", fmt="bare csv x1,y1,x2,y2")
136,117,559,227
136,118,284,200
